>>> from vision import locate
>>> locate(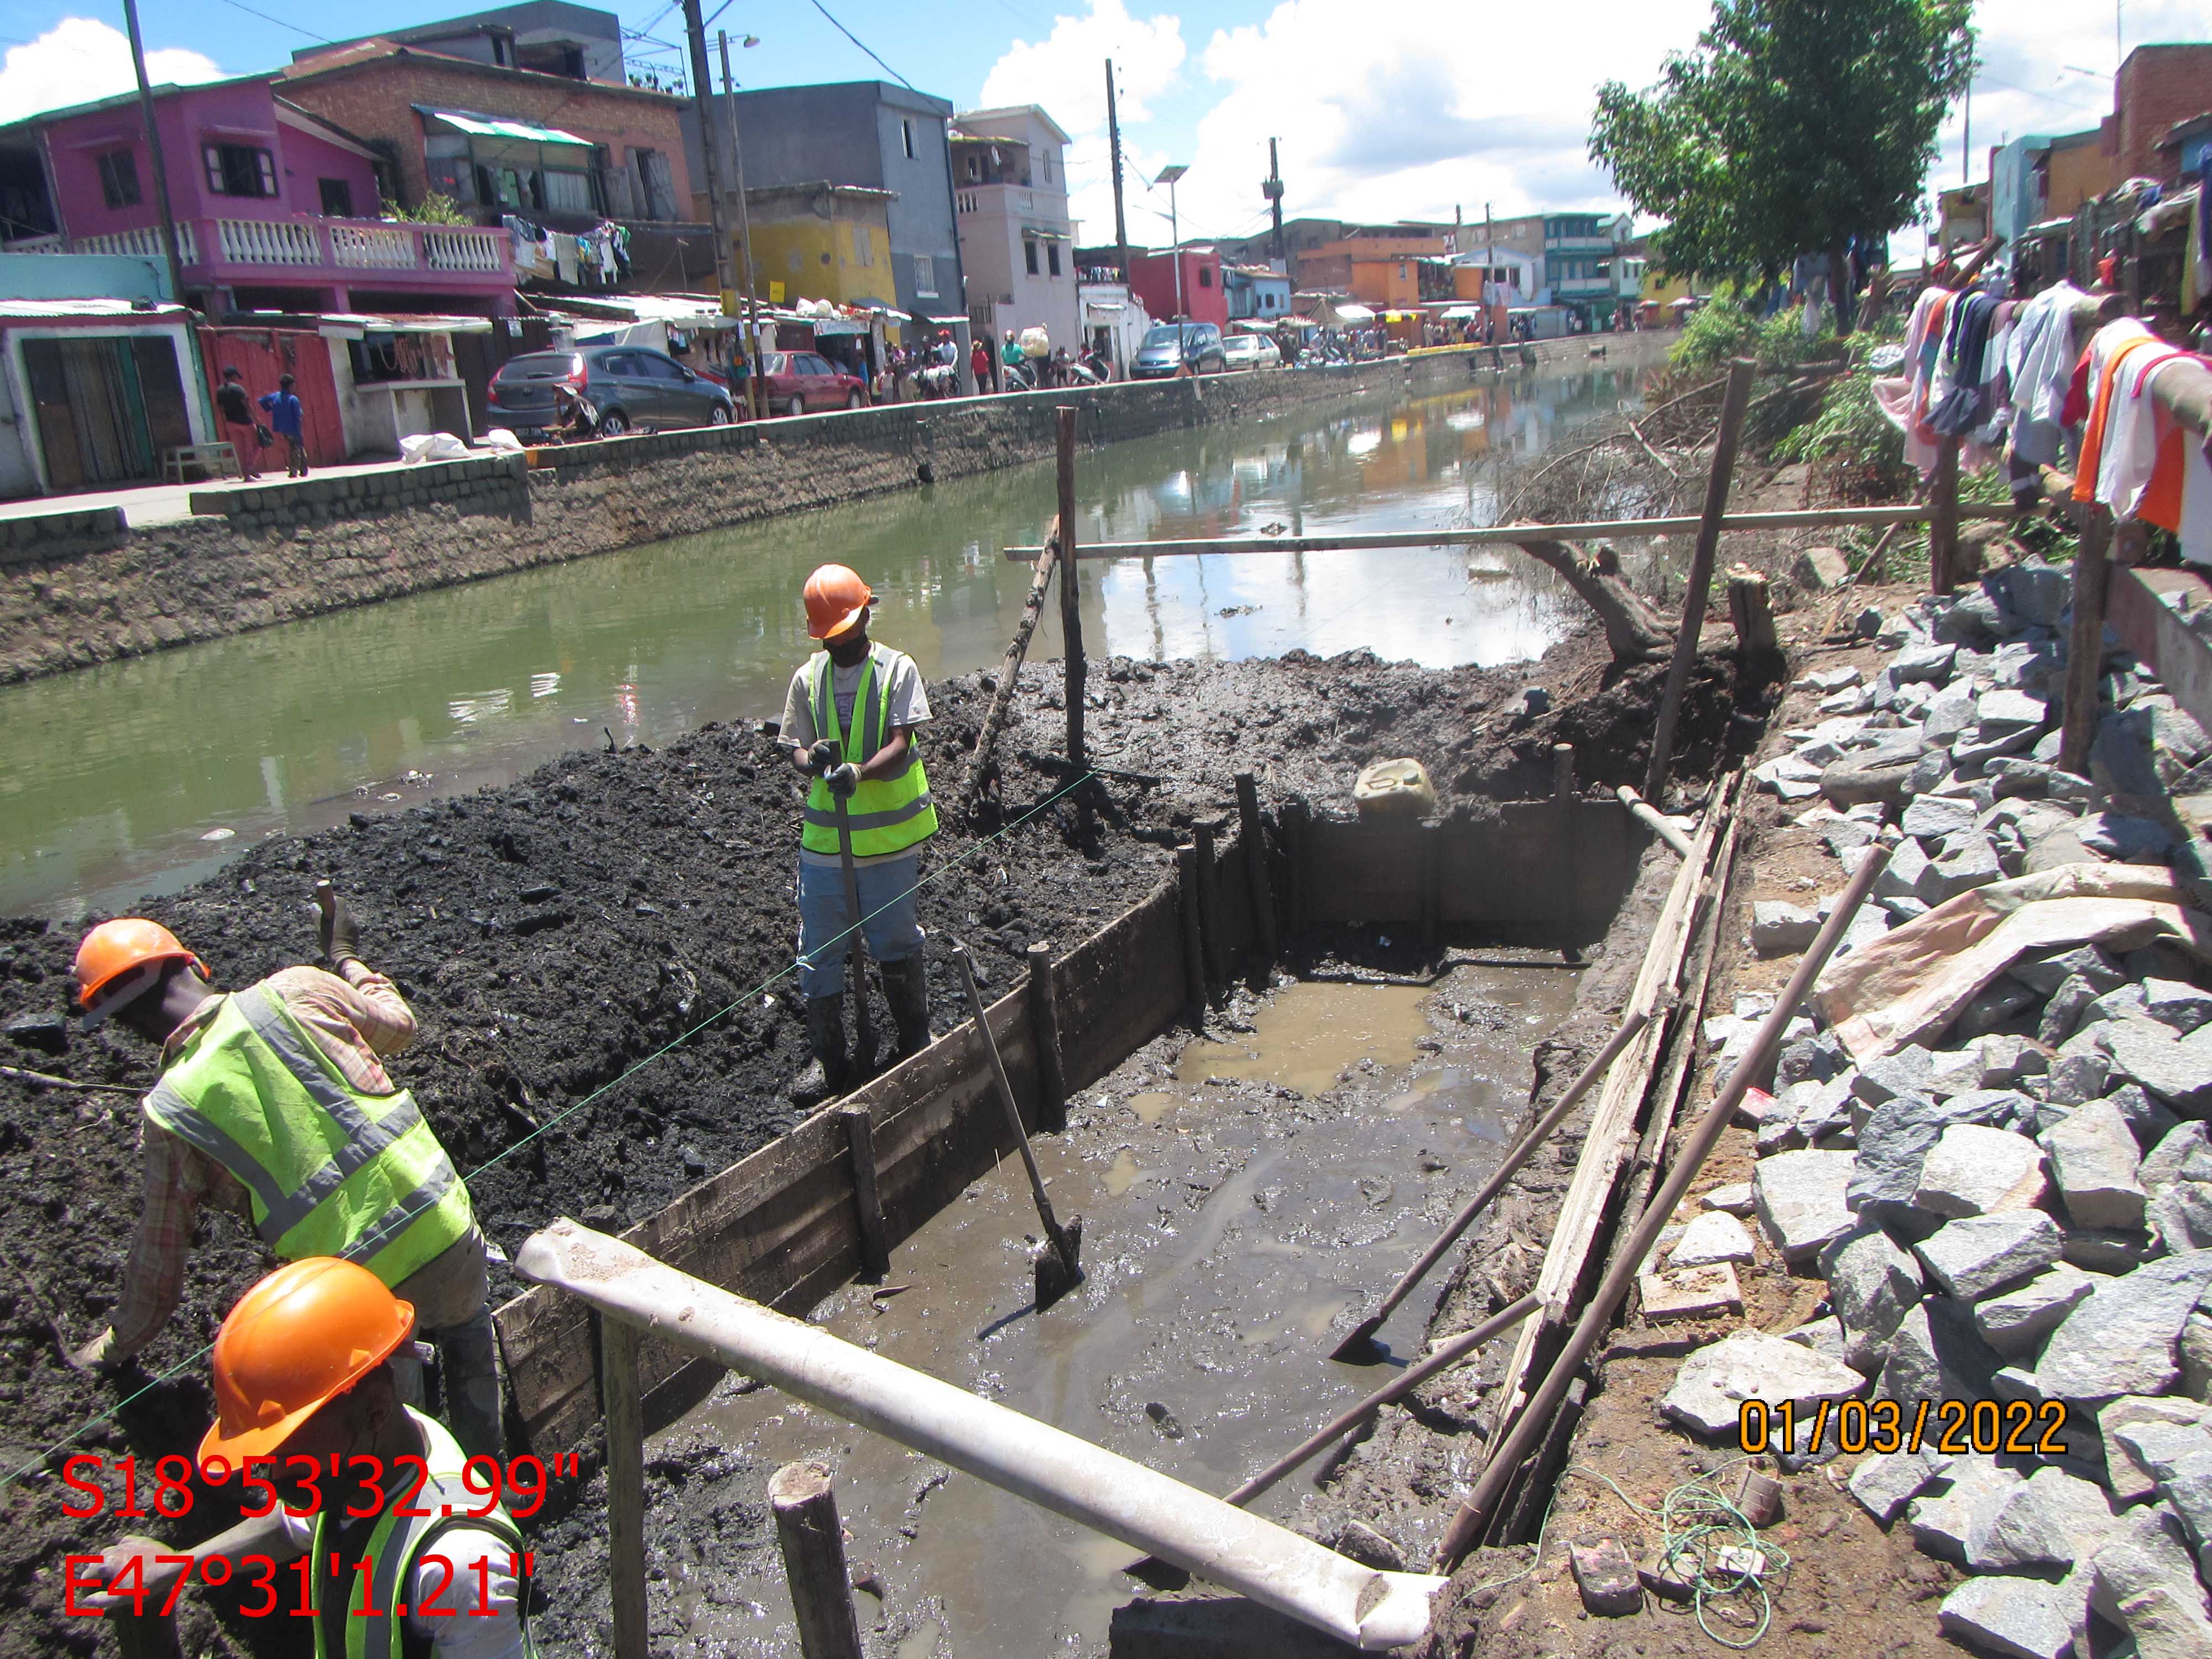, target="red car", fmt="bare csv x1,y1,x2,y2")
760,350,868,416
